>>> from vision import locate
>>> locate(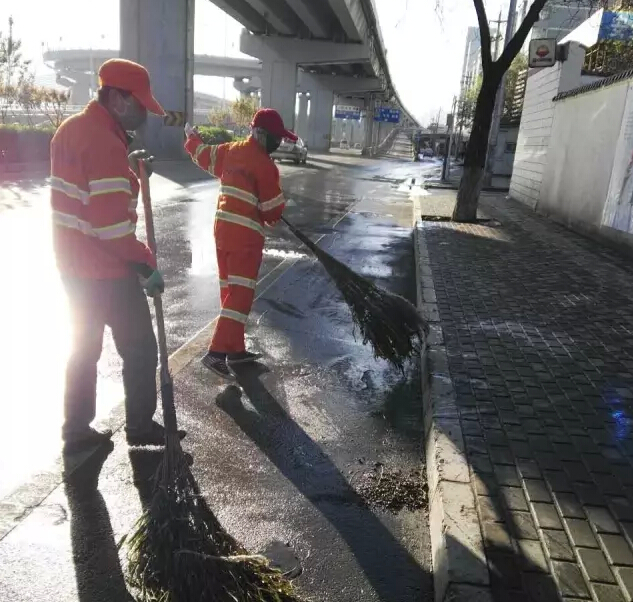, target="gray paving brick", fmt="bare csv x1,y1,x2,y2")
477,495,505,522
598,534,633,567
542,528,575,562
545,470,574,493
465,435,488,456
482,521,512,551
490,446,515,466
615,567,633,600
510,440,534,458
595,475,627,498
612,466,633,486
485,429,509,446
574,483,607,507
524,573,560,601
518,539,549,573
495,465,521,487
553,492,585,519
602,447,625,462
524,479,553,504
619,522,633,550
517,459,542,480
473,473,500,496
565,518,599,548
533,502,564,530
501,487,529,512
586,507,620,534
608,497,633,523
472,454,494,475
507,510,539,541
554,444,579,461
578,548,616,584
491,587,529,602
590,583,626,602
583,454,613,475
488,550,522,583
551,562,591,598
563,462,593,484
